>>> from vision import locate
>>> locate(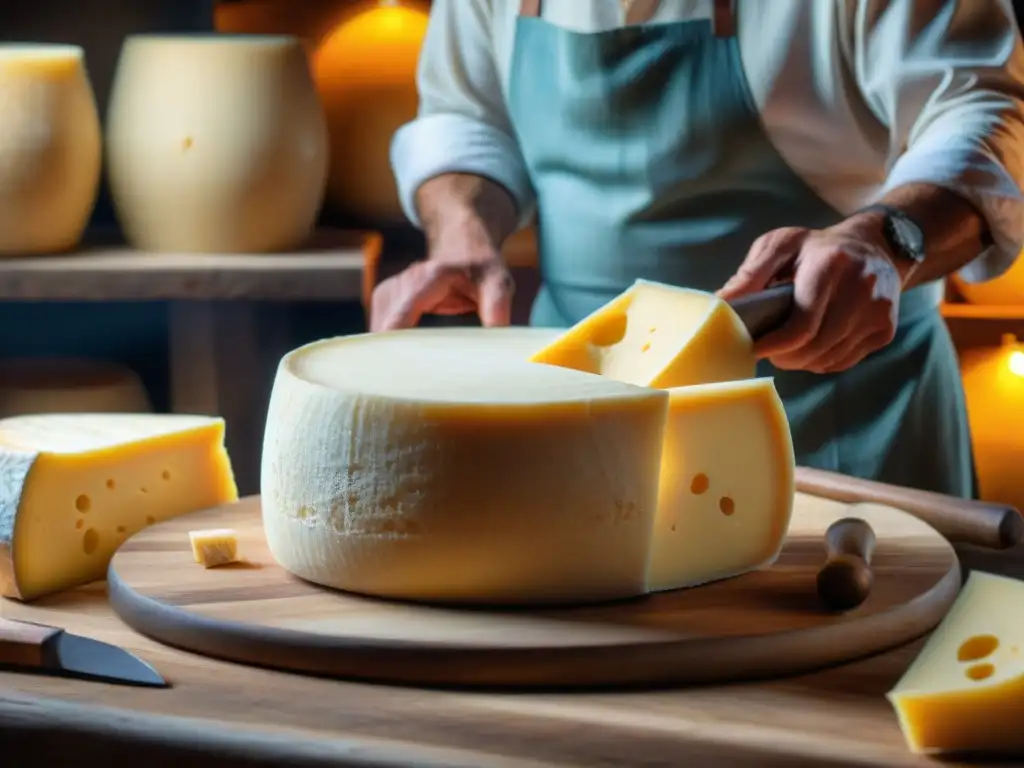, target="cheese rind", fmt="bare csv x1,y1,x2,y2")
0,414,238,601
529,279,755,389
887,571,1024,755
261,328,669,605
0,44,102,254
646,378,795,591
190,528,240,568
